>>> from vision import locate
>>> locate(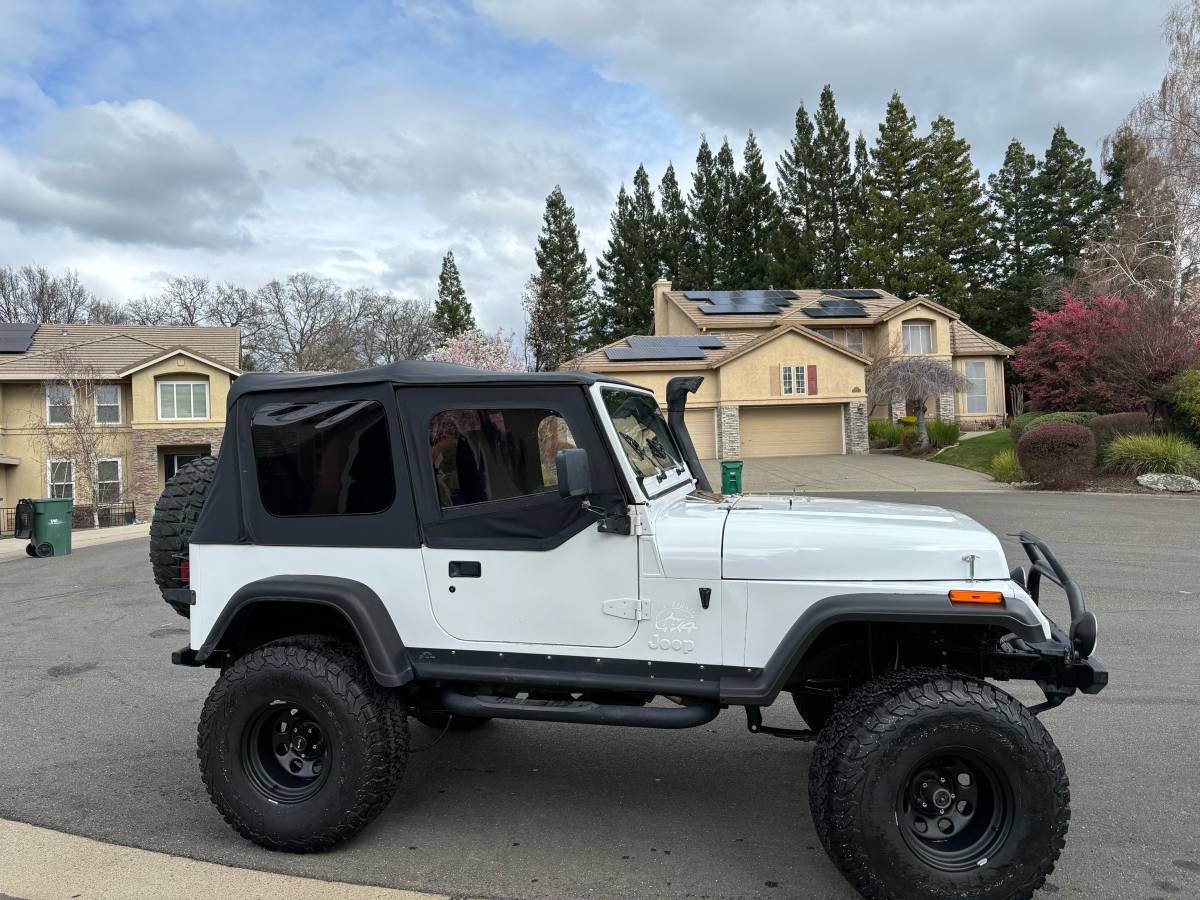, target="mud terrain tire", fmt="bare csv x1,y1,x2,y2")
149,456,216,617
